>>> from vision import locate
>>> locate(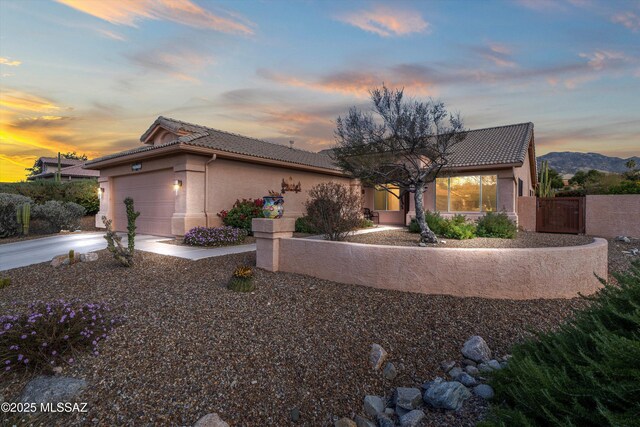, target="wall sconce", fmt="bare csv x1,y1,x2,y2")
98,187,104,200
173,179,182,195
